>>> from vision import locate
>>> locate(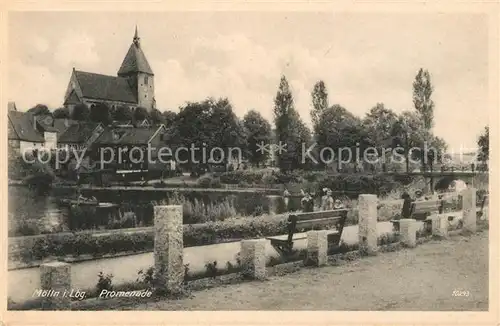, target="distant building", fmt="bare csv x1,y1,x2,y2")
89,124,169,172
8,111,45,157
32,115,59,150
63,27,156,114
8,110,79,157
58,122,105,152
